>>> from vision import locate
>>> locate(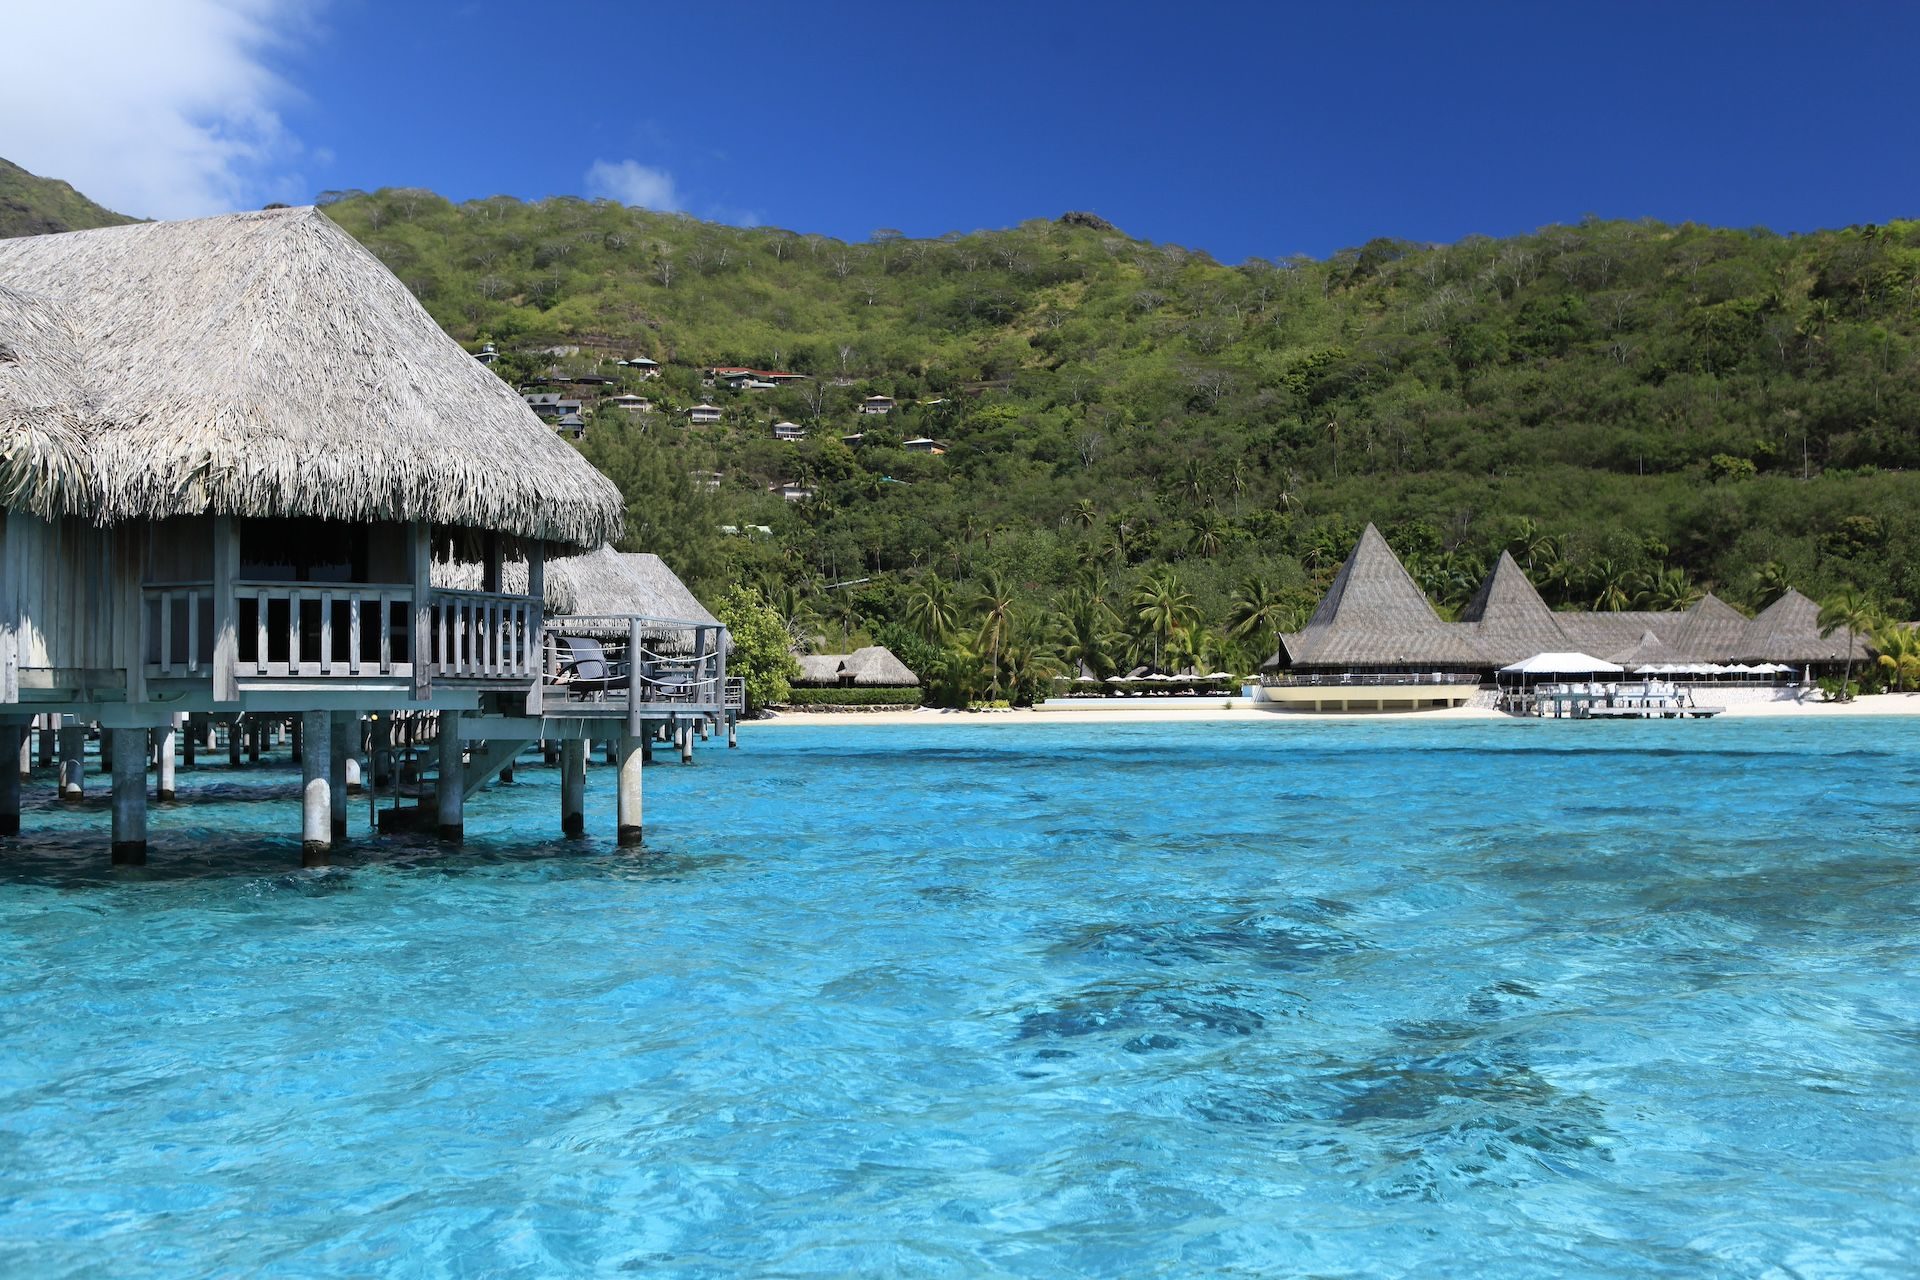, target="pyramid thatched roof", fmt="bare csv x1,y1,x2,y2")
0,207,622,546
1670,593,1748,660
1460,552,1570,664
1734,589,1868,662
438,545,718,648
1610,629,1689,667
1274,525,1489,667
